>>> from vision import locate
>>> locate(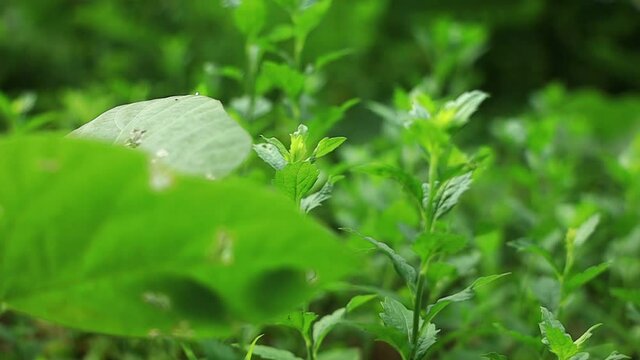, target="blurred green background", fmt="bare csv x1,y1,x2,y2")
1,0,640,359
